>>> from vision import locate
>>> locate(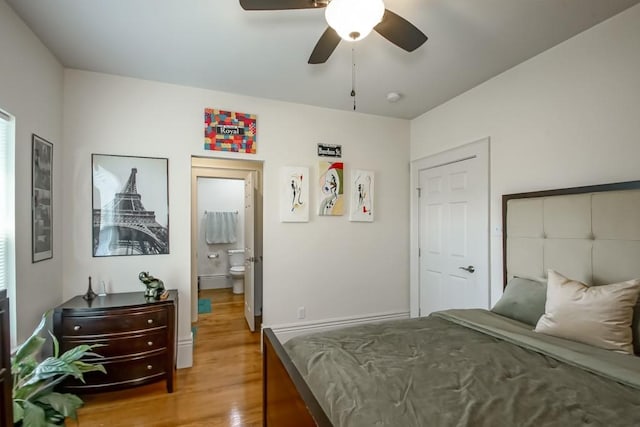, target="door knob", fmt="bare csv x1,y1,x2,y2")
459,265,475,273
